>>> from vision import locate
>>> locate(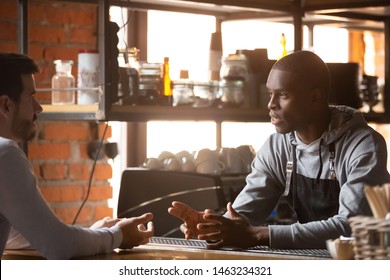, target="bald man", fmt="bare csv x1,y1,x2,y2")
169,51,390,249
